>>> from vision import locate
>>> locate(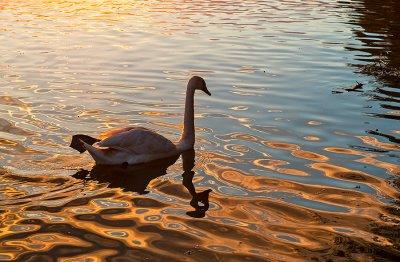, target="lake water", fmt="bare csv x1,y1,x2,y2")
0,0,399,260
